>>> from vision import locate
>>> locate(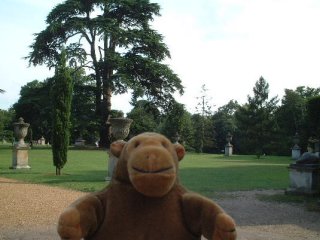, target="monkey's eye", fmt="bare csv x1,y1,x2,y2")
134,141,140,148
161,141,168,148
